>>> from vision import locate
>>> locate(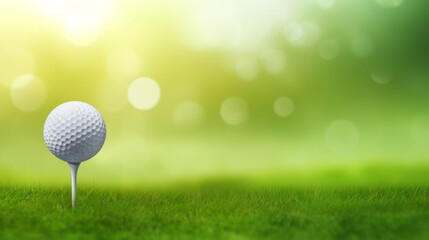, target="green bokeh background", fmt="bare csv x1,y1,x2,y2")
0,0,428,187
